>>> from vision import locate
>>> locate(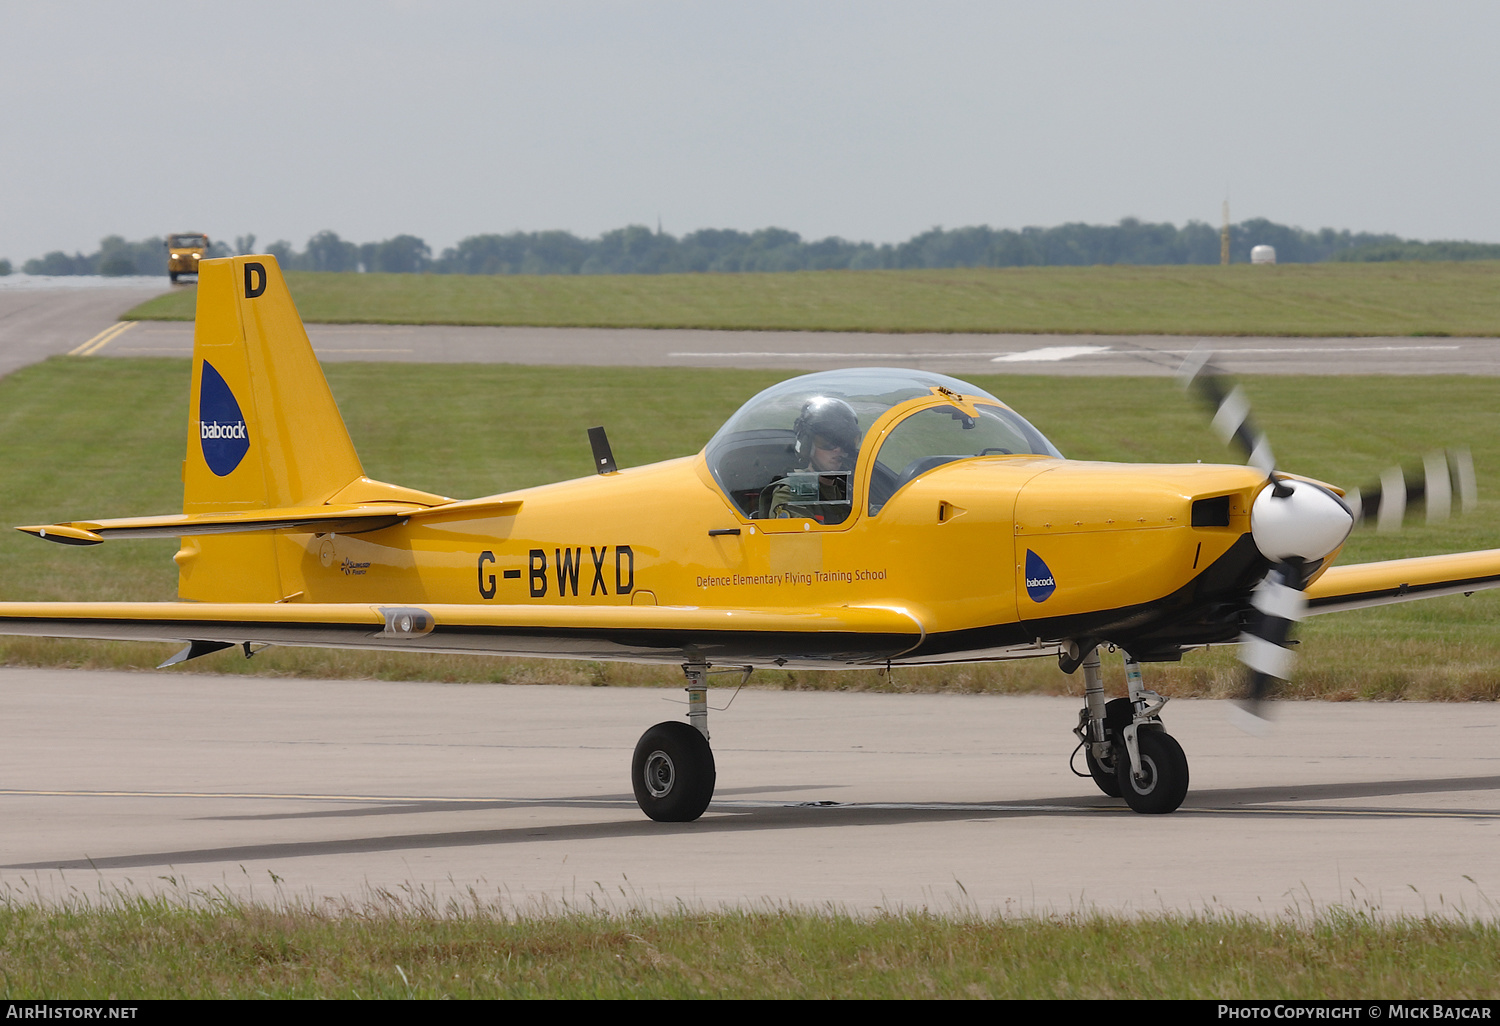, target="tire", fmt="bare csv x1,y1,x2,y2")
169,271,179,283
1084,744,1122,797
1115,728,1189,814
632,721,716,822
